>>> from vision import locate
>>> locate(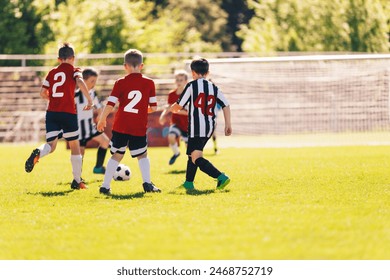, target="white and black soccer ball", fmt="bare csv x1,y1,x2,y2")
113,164,131,181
